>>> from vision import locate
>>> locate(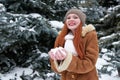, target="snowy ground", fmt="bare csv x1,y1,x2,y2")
96,58,120,80
0,67,34,80
0,57,120,80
